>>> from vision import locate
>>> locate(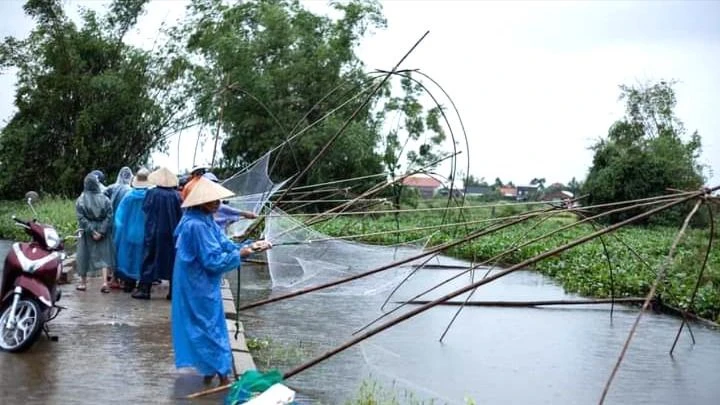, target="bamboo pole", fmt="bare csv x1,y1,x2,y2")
352,196,682,335
598,199,703,404
243,31,430,238
184,383,233,400
399,298,651,307
238,207,548,311
670,201,715,354
283,191,705,381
